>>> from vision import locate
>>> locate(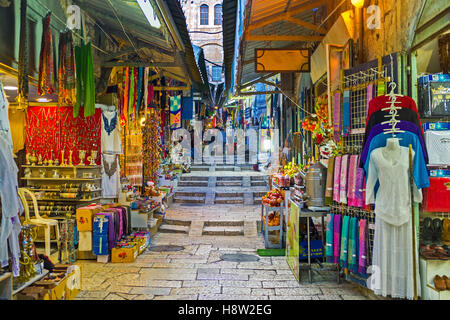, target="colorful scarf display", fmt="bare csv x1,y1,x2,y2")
170,95,182,130
339,155,349,204
38,12,55,96
333,214,342,263
366,84,374,116
340,215,350,269
325,157,335,205
326,214,334,263
358,219,368,276
143,108,162,184
58,30,76,106
333,156,342,202
354,163,366,208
